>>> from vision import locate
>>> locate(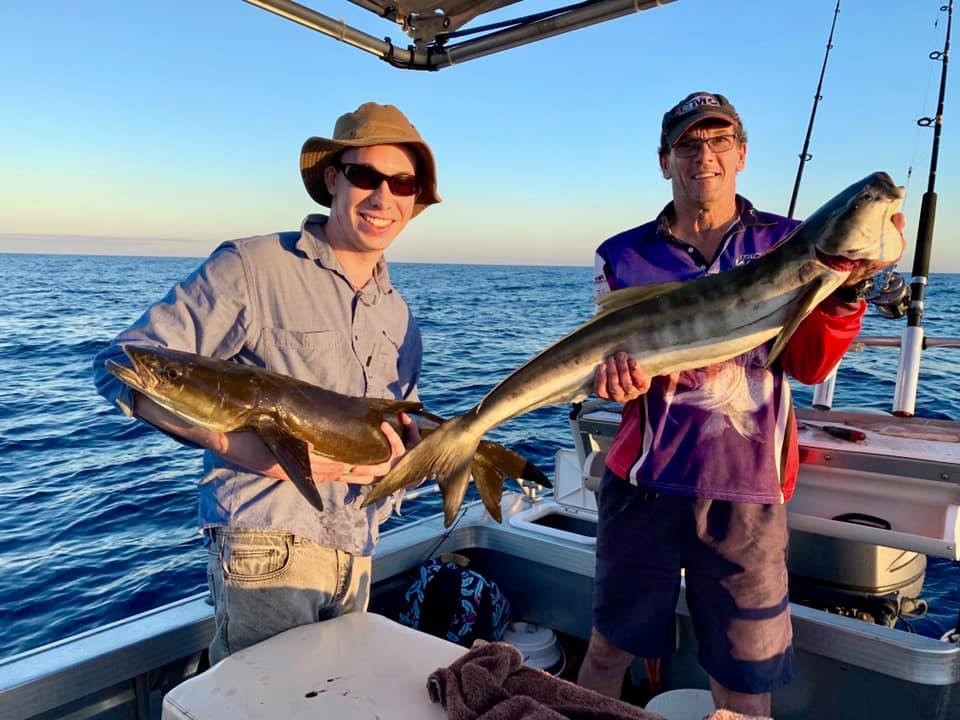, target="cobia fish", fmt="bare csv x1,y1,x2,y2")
106,345,549,519
362,171,906,526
